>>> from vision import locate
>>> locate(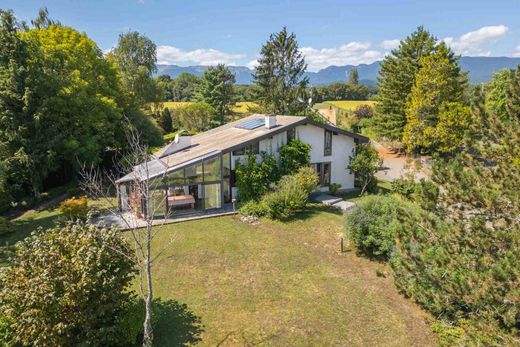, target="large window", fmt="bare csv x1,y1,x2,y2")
312,162,331,187
203,155,221,182
232,142,259,155
324,130,332,156
185,162,203,184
